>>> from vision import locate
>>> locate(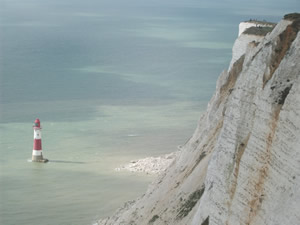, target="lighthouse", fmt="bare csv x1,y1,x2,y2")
32,118,48,163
